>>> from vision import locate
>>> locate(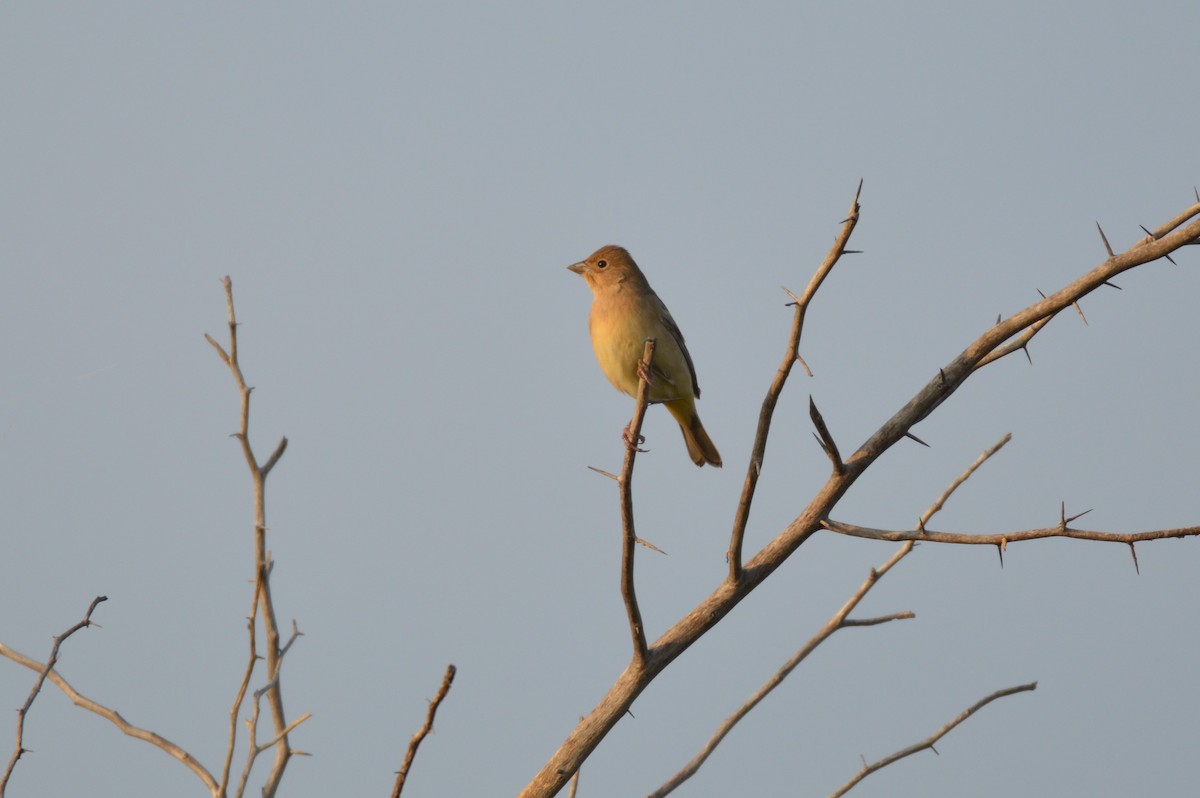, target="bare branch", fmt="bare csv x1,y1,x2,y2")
728,181,864,581
0,640,219,796
828,682,1038,798
824,519,1200,547
2,597,107,796
392,664,457,798
221,578,263,796
206,276,297,797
